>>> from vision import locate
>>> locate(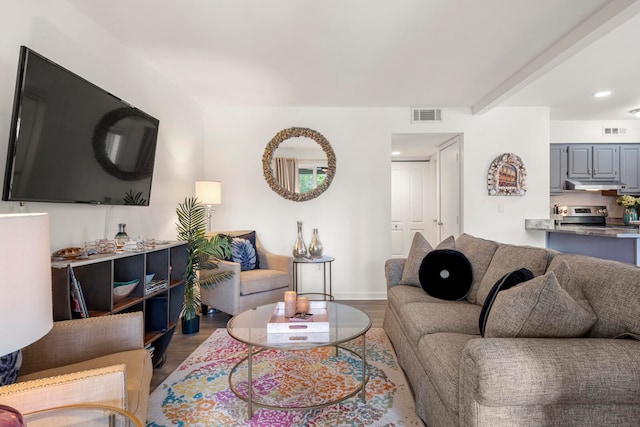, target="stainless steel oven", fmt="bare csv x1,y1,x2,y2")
554,205,608,227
